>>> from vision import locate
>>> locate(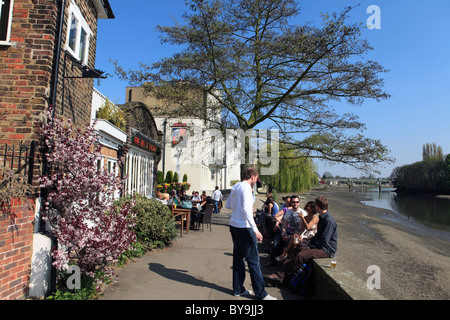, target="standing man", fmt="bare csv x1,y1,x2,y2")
212,186,222,214
226,167,277,300
263,195,337,286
